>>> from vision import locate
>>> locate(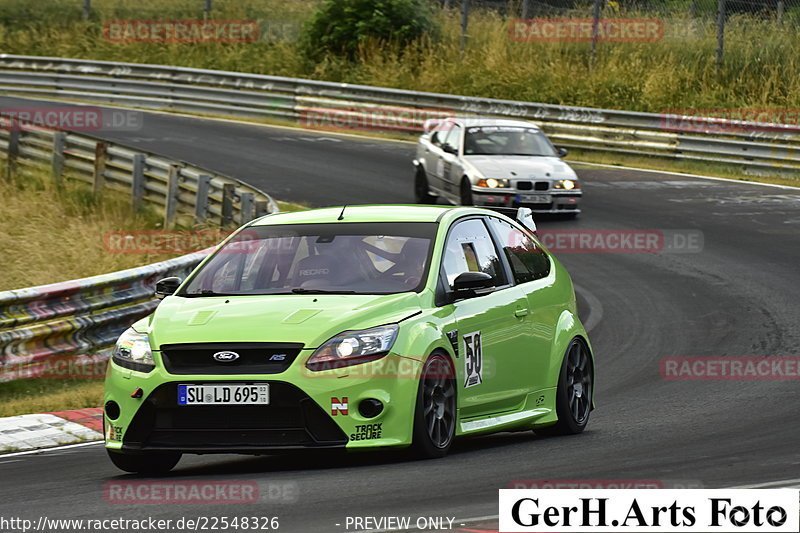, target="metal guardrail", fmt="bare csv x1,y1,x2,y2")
0,250,209,382
0,54,799,177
